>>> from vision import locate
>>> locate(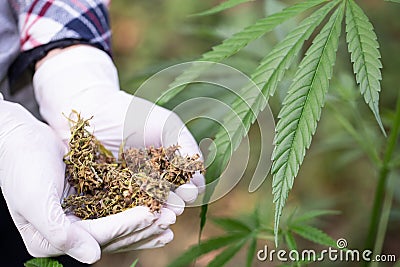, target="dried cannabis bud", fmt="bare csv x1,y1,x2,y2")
62,112,205,219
